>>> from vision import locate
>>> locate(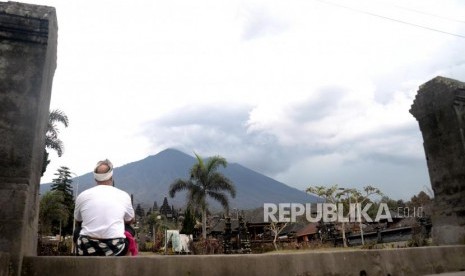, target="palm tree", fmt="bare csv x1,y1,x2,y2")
169,153,236,239
42,109,69,175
